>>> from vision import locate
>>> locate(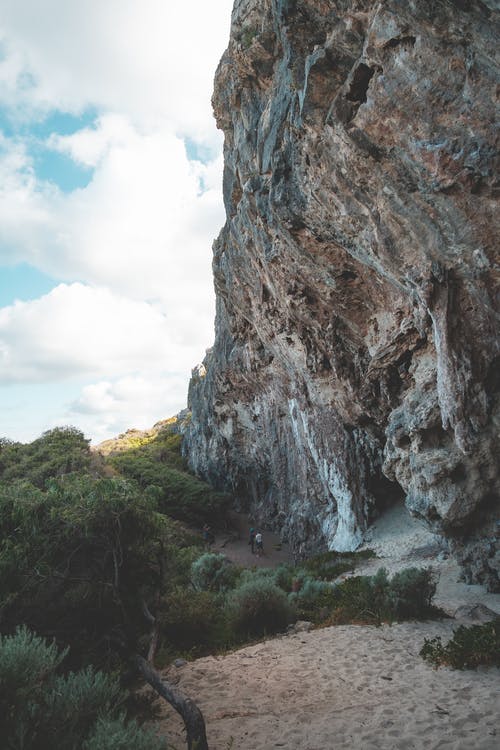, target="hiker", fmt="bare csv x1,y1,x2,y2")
202,524,214,549
248,527,256,554
255,531,263,557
